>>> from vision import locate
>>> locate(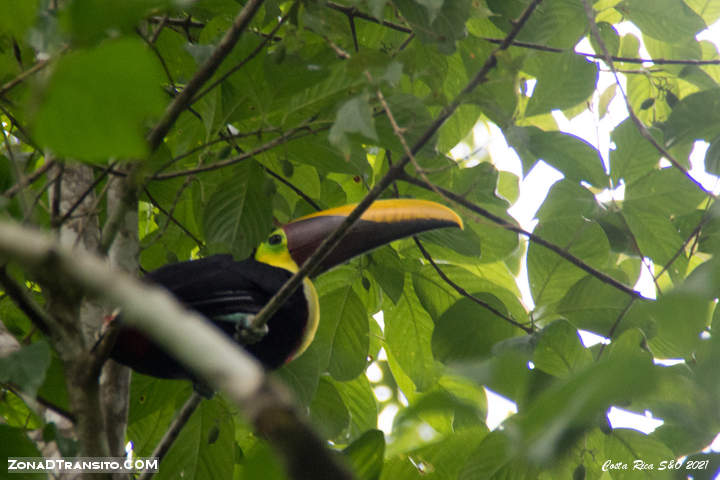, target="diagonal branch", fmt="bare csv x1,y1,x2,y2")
413,237,534,333
146,0,265,152
137,392,203,480
0,219,353,480
399,172,644,300
247,0,546,333
581,0,715,200
481,37,720,66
